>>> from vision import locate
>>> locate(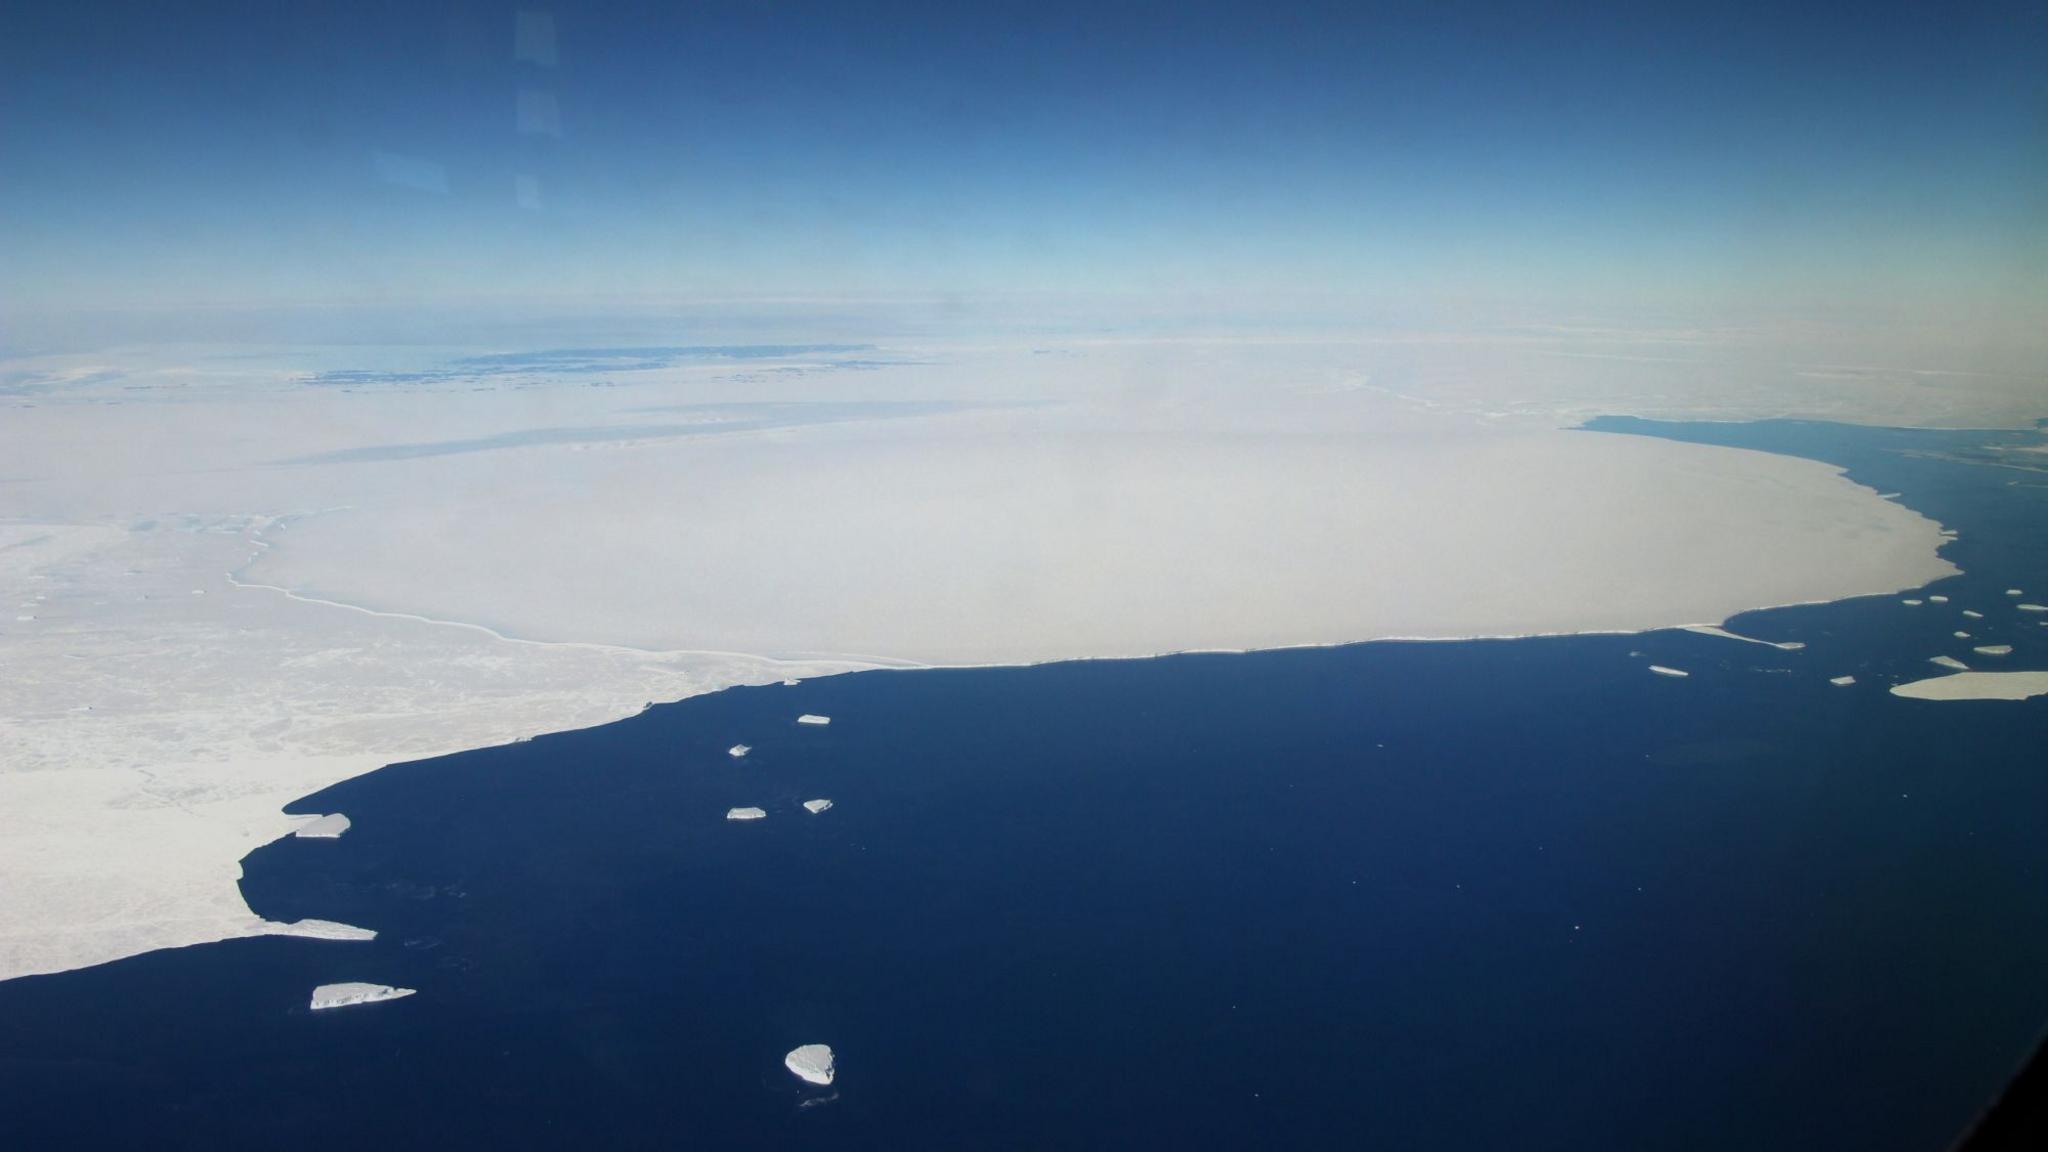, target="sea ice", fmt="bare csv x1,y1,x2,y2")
1648,665,1689,678
293,813,351,839
1954,631,1972,639
797,714,831,726
785,1044,836,1085
2019,604,2047,613
803,798,833,814
728,744,751,758
1891,672,2048,702
1964,610,1985,618
309,982,415,1010
1929,655,1970,671
1901,599,1922,606
726,807,767,821
1972,645,2013,656
1829,675,1856,686
1929,595,1949,603
2008,589,2025,596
